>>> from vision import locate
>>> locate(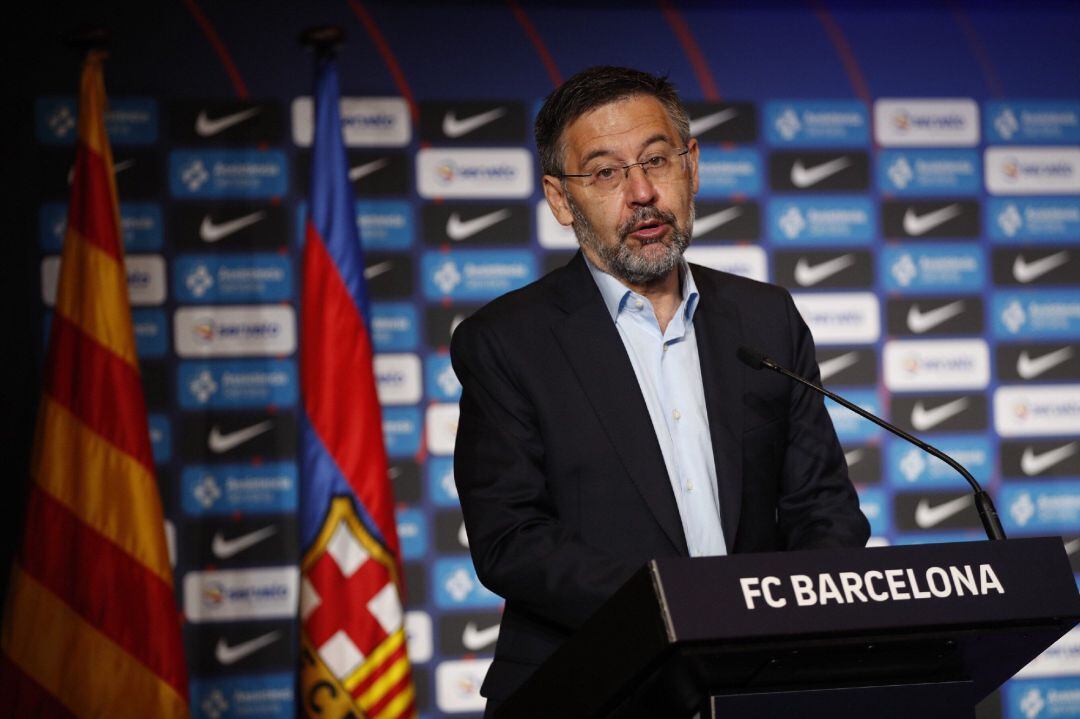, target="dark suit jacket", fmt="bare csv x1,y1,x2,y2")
450,252,869,708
